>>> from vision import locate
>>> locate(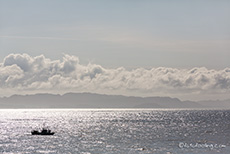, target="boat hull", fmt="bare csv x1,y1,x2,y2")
31,129,55,135
31,132,55,135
